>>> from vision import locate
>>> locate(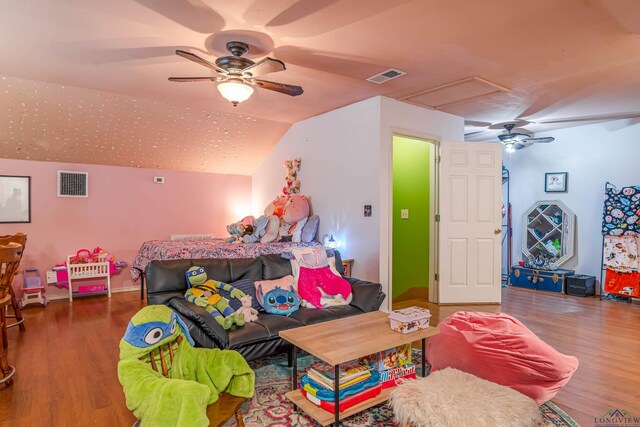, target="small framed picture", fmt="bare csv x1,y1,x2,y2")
545,172,568,193
0,175,31,223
